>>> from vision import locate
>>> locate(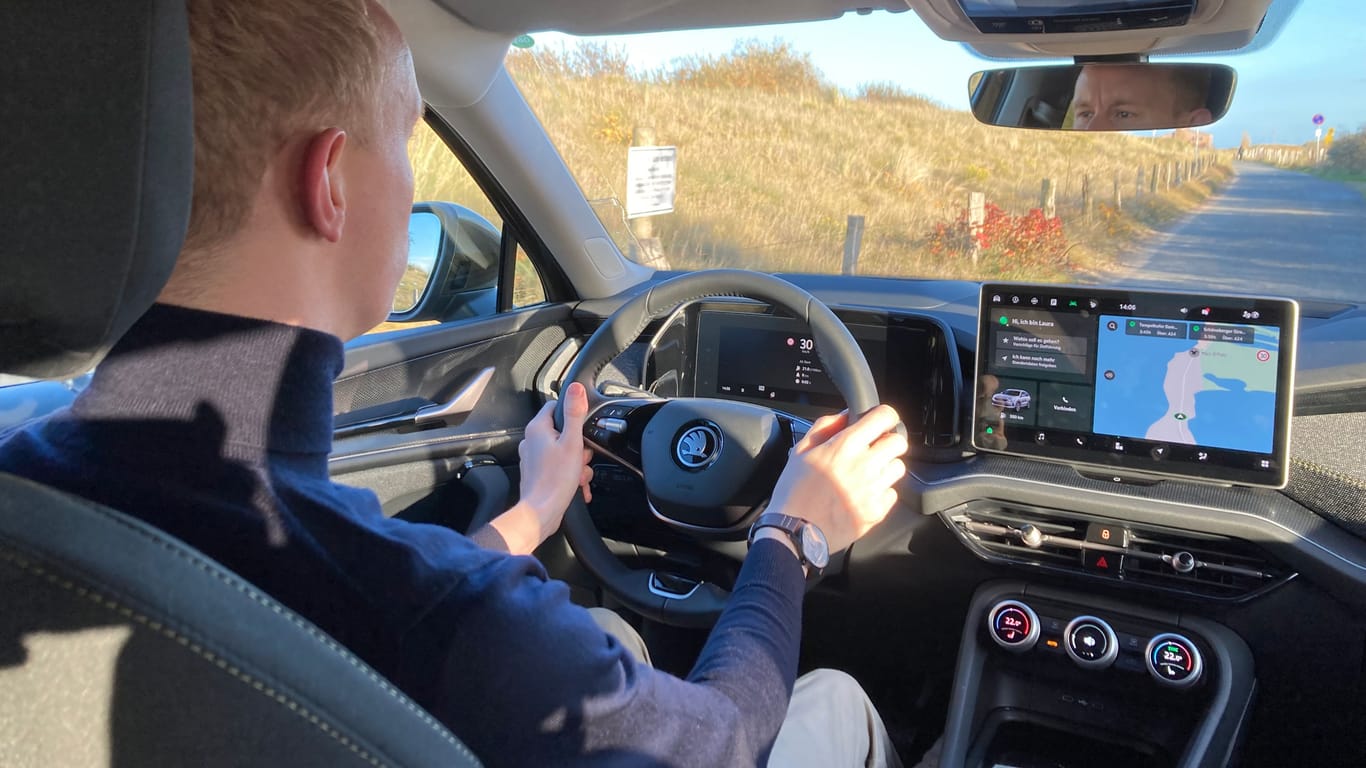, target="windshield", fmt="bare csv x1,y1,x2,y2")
506,2,1365,305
